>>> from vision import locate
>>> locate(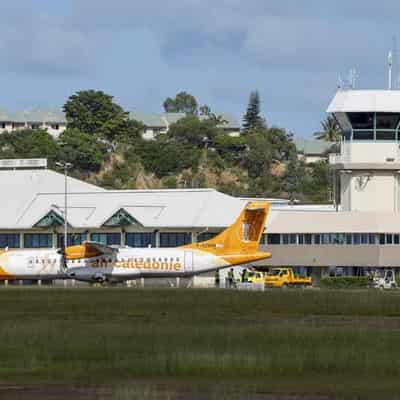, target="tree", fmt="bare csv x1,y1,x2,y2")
137,138,201,178
0,129,59,165
163,91,198,114
245,131,274,179
58,129,106,172
99,117,144,144
242,90,265,132
199,104,211,116
167,115,220,147
314,115,341,142
300,161,331,202
63,90,126,136
284,150,301,200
